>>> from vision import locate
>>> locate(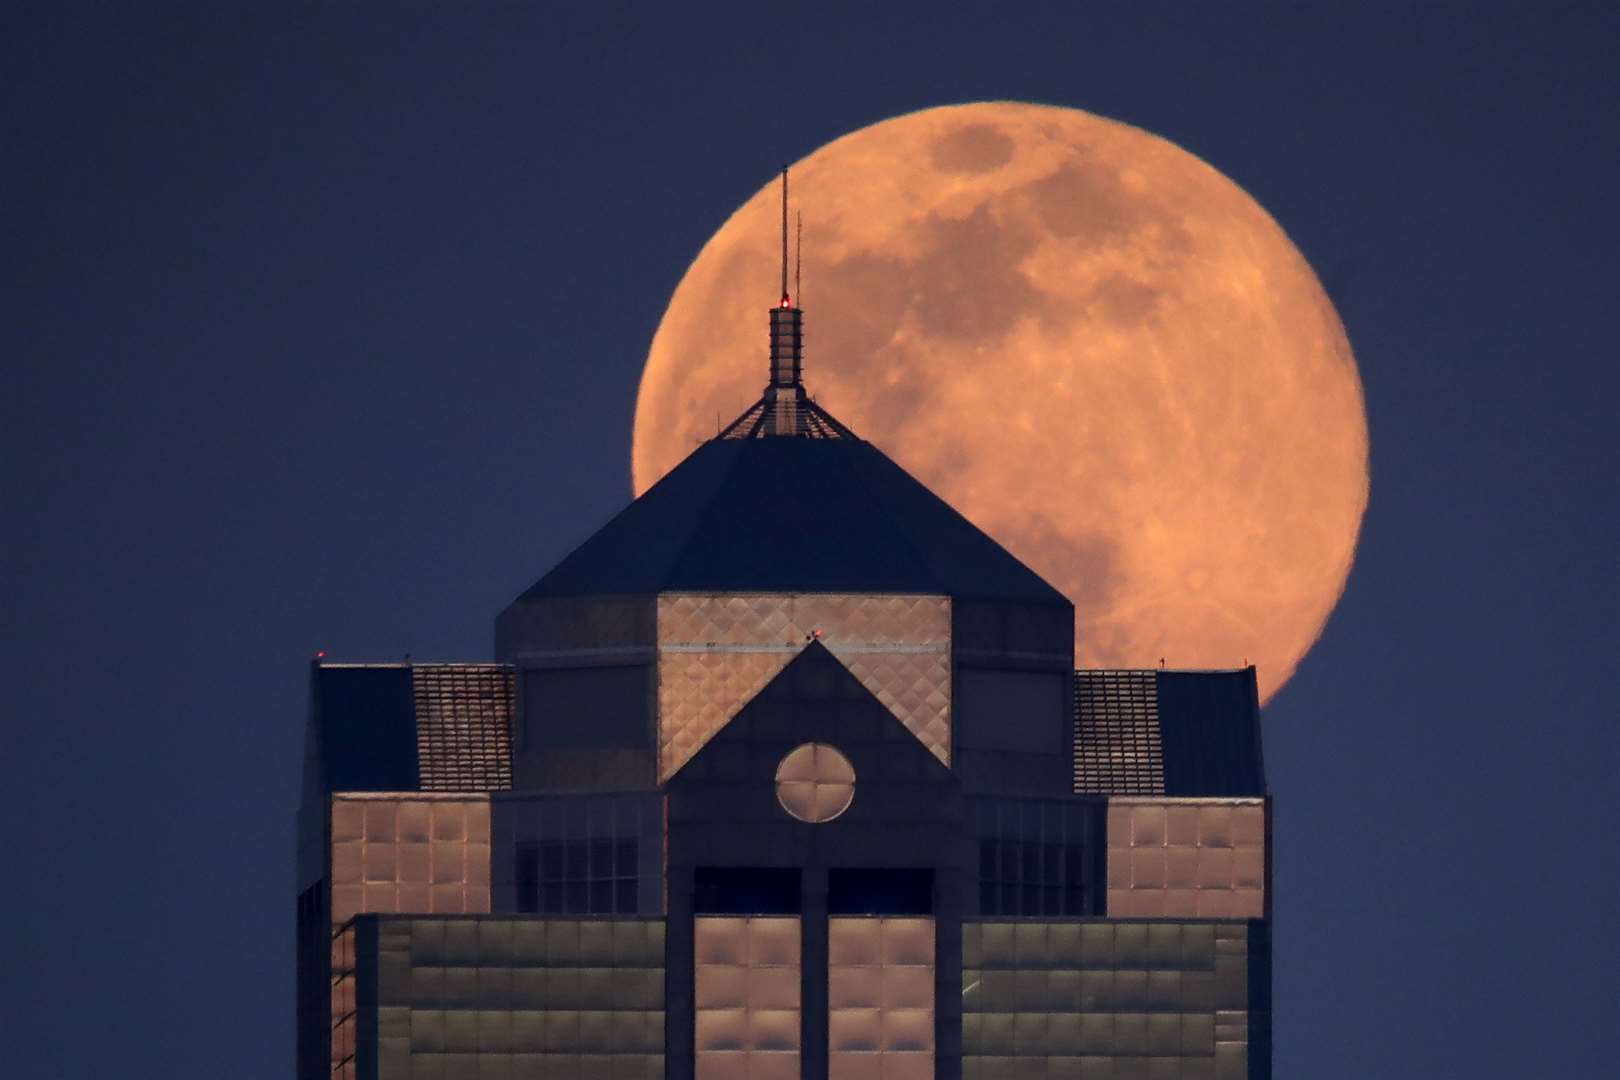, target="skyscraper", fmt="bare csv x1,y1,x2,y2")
297,187,1271,1079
